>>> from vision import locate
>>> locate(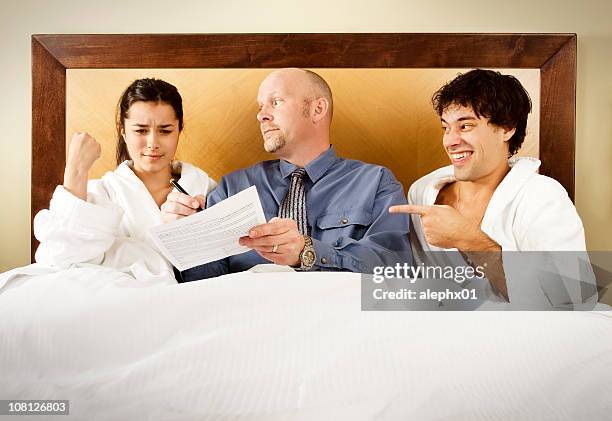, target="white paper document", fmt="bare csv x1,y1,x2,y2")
150,186,267,271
